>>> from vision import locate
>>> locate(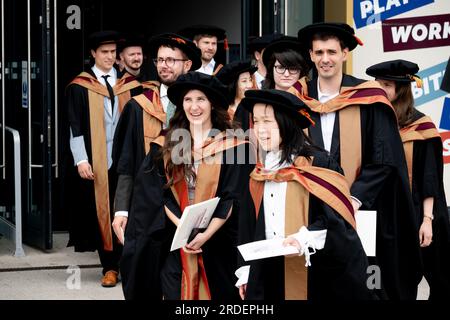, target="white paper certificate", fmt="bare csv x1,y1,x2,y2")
170,197,220,251
355,210,377,257
237,238,300,262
